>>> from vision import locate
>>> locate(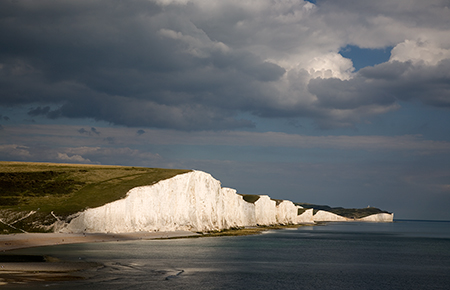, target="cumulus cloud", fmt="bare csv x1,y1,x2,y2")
0,0,449,130
390,39,450,65
56,153,92,163
0,134,162,166
0,144,32,160
310,59,450,114
62,146,162,165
